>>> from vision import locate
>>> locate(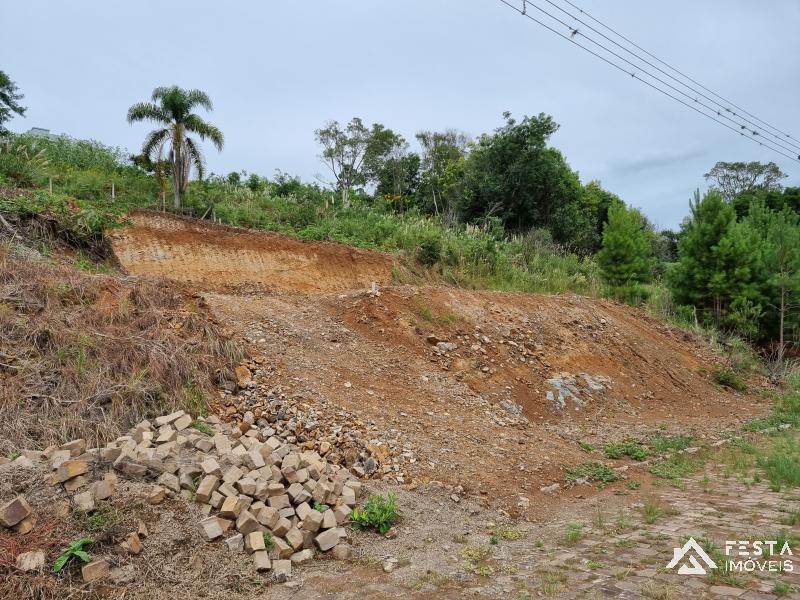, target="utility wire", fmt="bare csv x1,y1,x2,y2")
495,0,800,163
517,0,800,157
559,0,800,149
545,0,800,153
